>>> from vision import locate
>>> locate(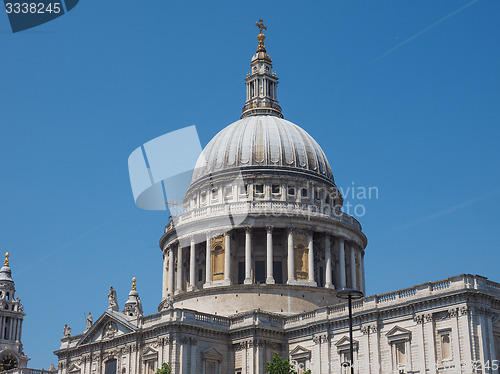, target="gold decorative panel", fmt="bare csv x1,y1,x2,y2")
294,234,308,280
211,236,225,281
